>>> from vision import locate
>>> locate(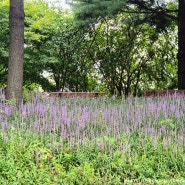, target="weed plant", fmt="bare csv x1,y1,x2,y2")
0,90,185,184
